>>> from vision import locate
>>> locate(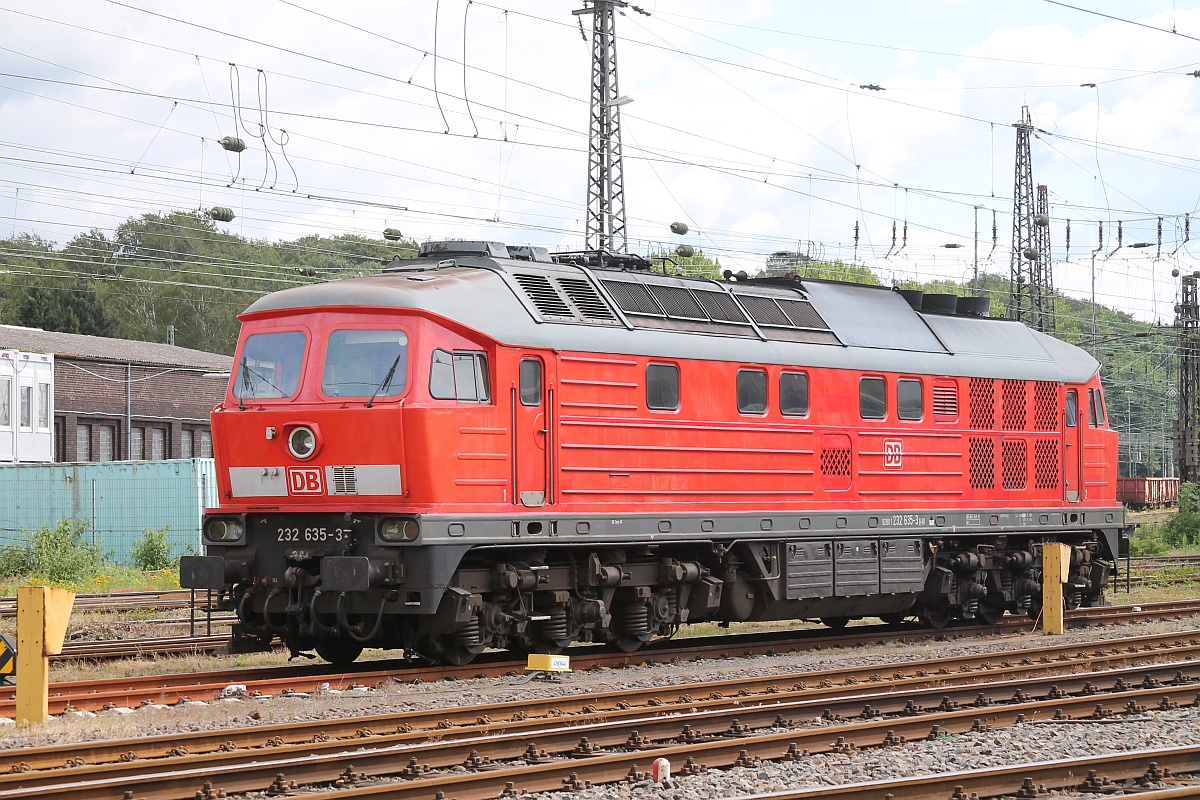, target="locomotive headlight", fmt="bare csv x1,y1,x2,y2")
379,517,419,542
288,426,317,460
204,518,245,543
